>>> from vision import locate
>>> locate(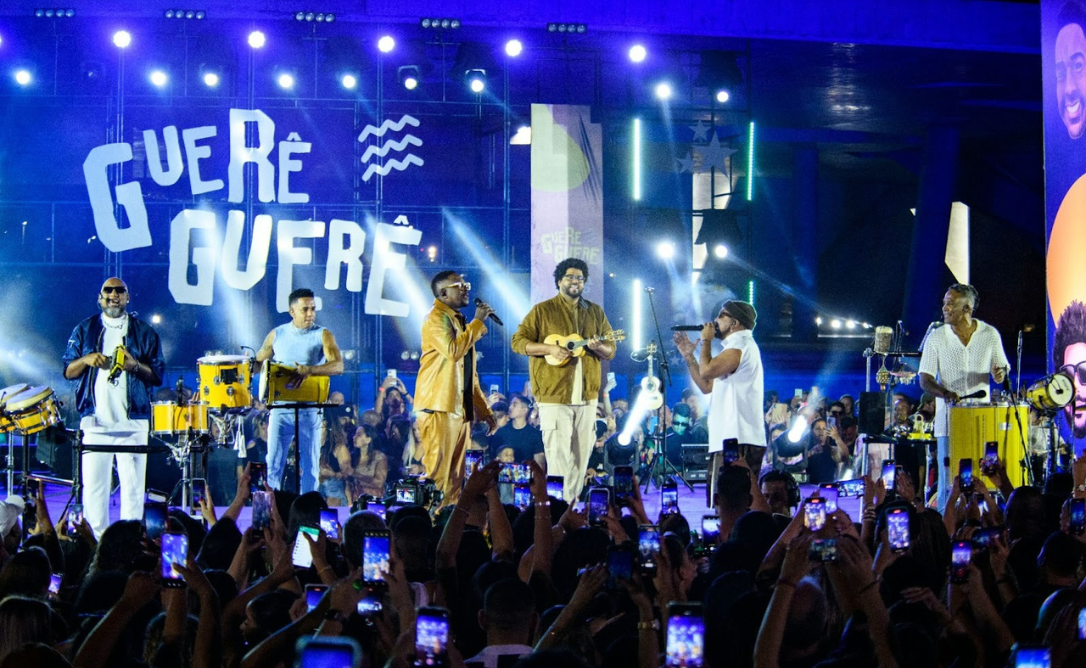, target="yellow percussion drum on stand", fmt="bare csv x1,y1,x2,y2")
948,402,1029,489
151,401,209,436
0,384,29,432
4,385,63,435
197,355,252,410
259,362,329,406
